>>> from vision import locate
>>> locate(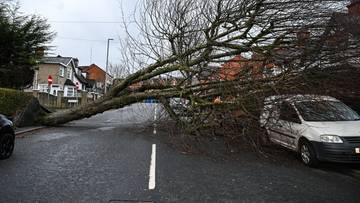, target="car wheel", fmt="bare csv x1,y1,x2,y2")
299,140,318,167
0,132,15,160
